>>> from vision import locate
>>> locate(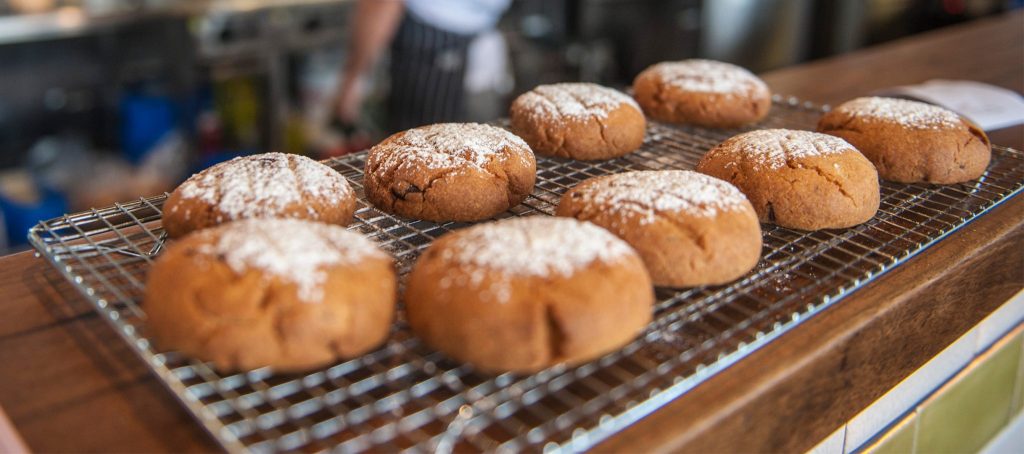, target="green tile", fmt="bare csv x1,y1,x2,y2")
863,412,916,454
1016,331,1024,415
917,335,1022,453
